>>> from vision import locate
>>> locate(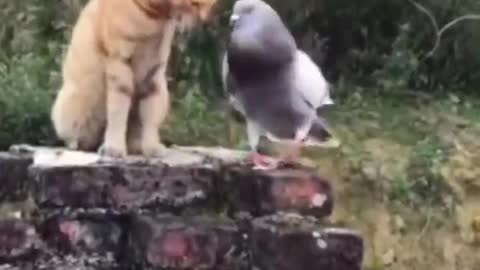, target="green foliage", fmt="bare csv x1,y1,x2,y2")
389,138,451,209
0,0,479,148
0,51,61,149
373,23,420,92
161,83,243,146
